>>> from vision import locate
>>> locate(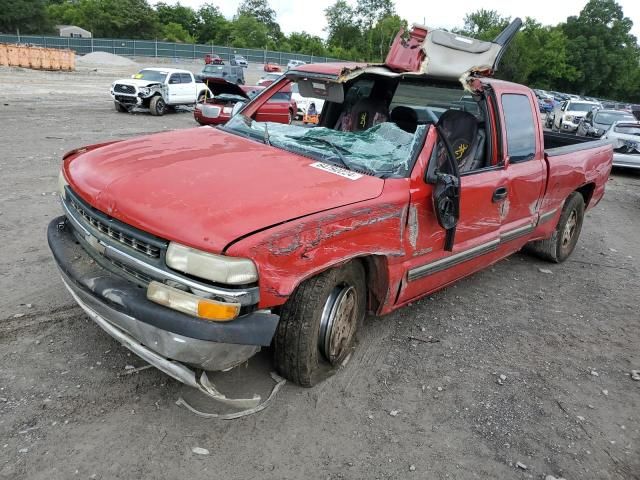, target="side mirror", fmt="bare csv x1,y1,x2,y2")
432,173,460,231
426,126,461,252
